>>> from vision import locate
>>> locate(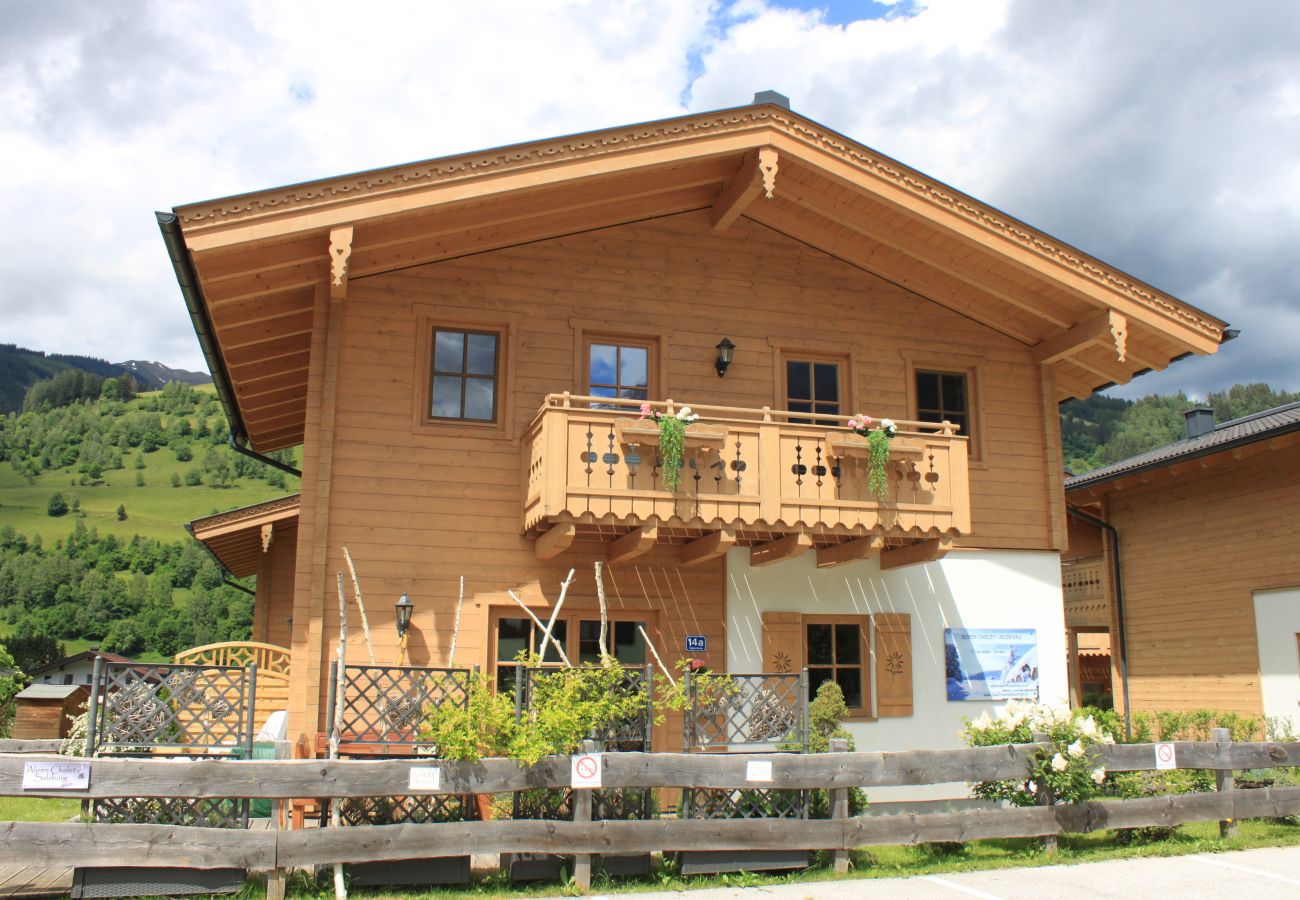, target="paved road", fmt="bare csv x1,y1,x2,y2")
541,847,1300,899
